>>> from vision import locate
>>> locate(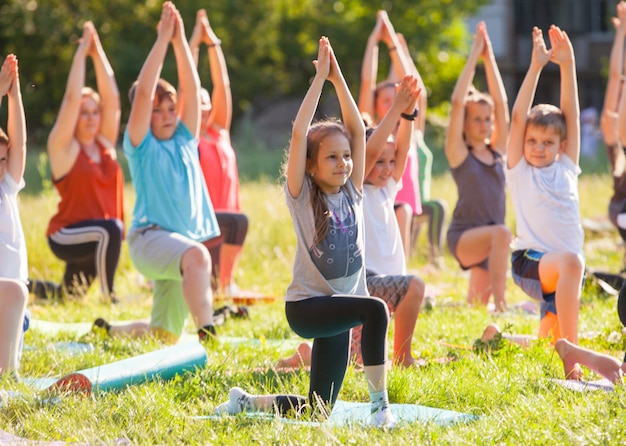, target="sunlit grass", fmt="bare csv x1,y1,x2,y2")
4,147,626,444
